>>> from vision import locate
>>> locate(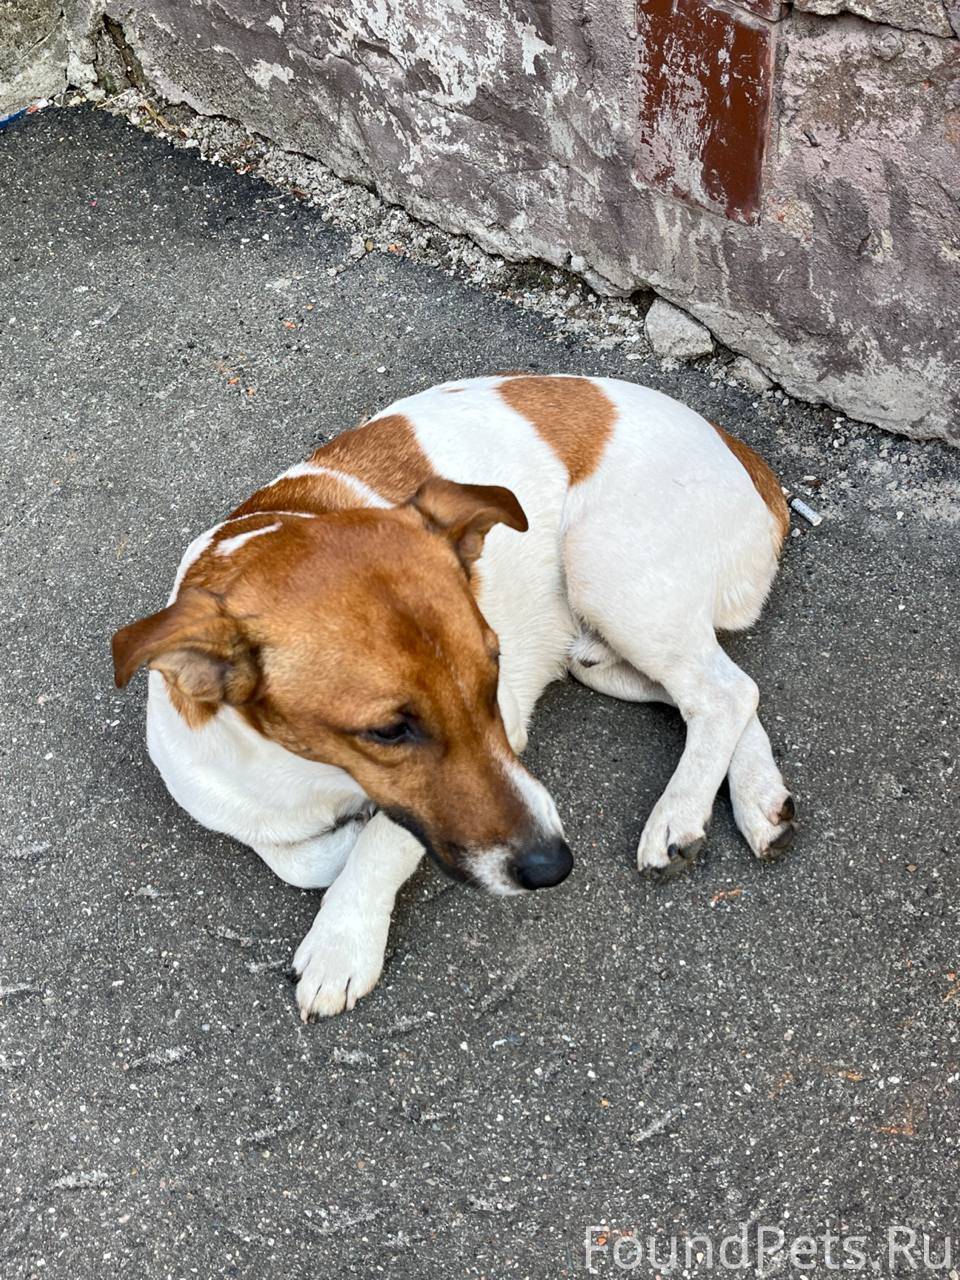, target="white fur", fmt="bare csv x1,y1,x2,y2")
280,461,392,508
169,525,220,601
465,845,525,897
144,375,791,1017
505,756,564,844
377,385,578,726
442,756,566,898
293,812,424,1019
215,521,281,556
147,680,369,851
